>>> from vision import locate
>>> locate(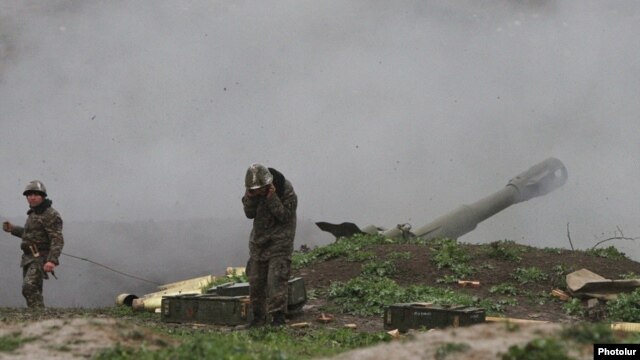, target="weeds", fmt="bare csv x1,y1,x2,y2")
489,283,518,296
549,264,572,289
388,251,412,261
327,276,475,316
96,327,389,360
478,298,518,314
523,291,550,306
430,238,475,279
542,247,564,254
563,298,585,317
430,238,470,269
511,267,548,285
205,270,250,290
560,322,615,344
0,332,36,353
585,246,627,260
435,342,470,360
618,272,638,279
292,233,390,268
501,338,572,360
361,259,397,278
606,288,640,322
486,240,523,262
